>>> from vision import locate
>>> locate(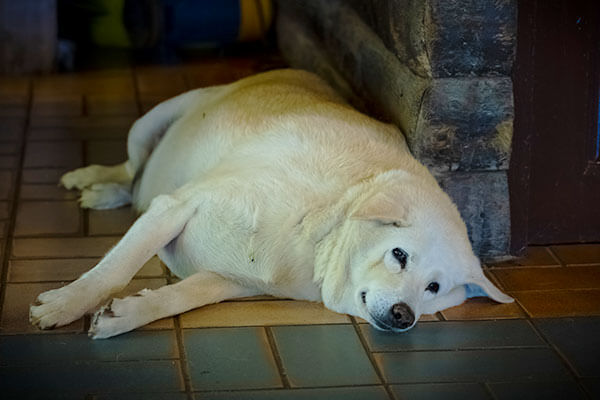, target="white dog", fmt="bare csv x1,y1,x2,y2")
29,69,512,339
